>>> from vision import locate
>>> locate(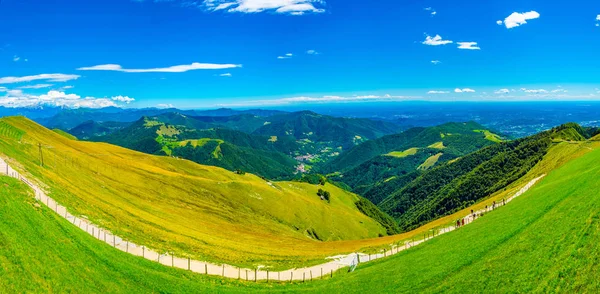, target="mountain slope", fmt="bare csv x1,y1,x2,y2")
252,111,401,151
380,123,597,231
0,116,390,269
327,122,501,197
326,122,500,174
